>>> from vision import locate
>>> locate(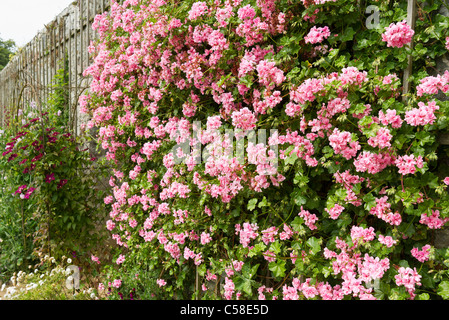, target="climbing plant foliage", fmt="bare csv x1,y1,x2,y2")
81,0,449,300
